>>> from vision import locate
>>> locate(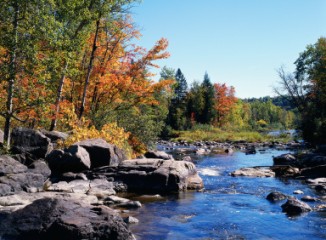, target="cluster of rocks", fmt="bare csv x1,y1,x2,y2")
230,145,326,216
157,139,304,159
0,127,204,239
